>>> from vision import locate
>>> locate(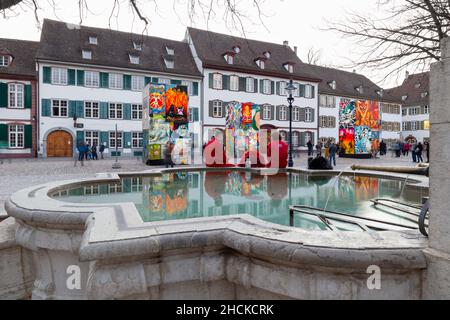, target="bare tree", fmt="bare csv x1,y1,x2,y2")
326,0,450,80
0,0,269,35
306,47,322,65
